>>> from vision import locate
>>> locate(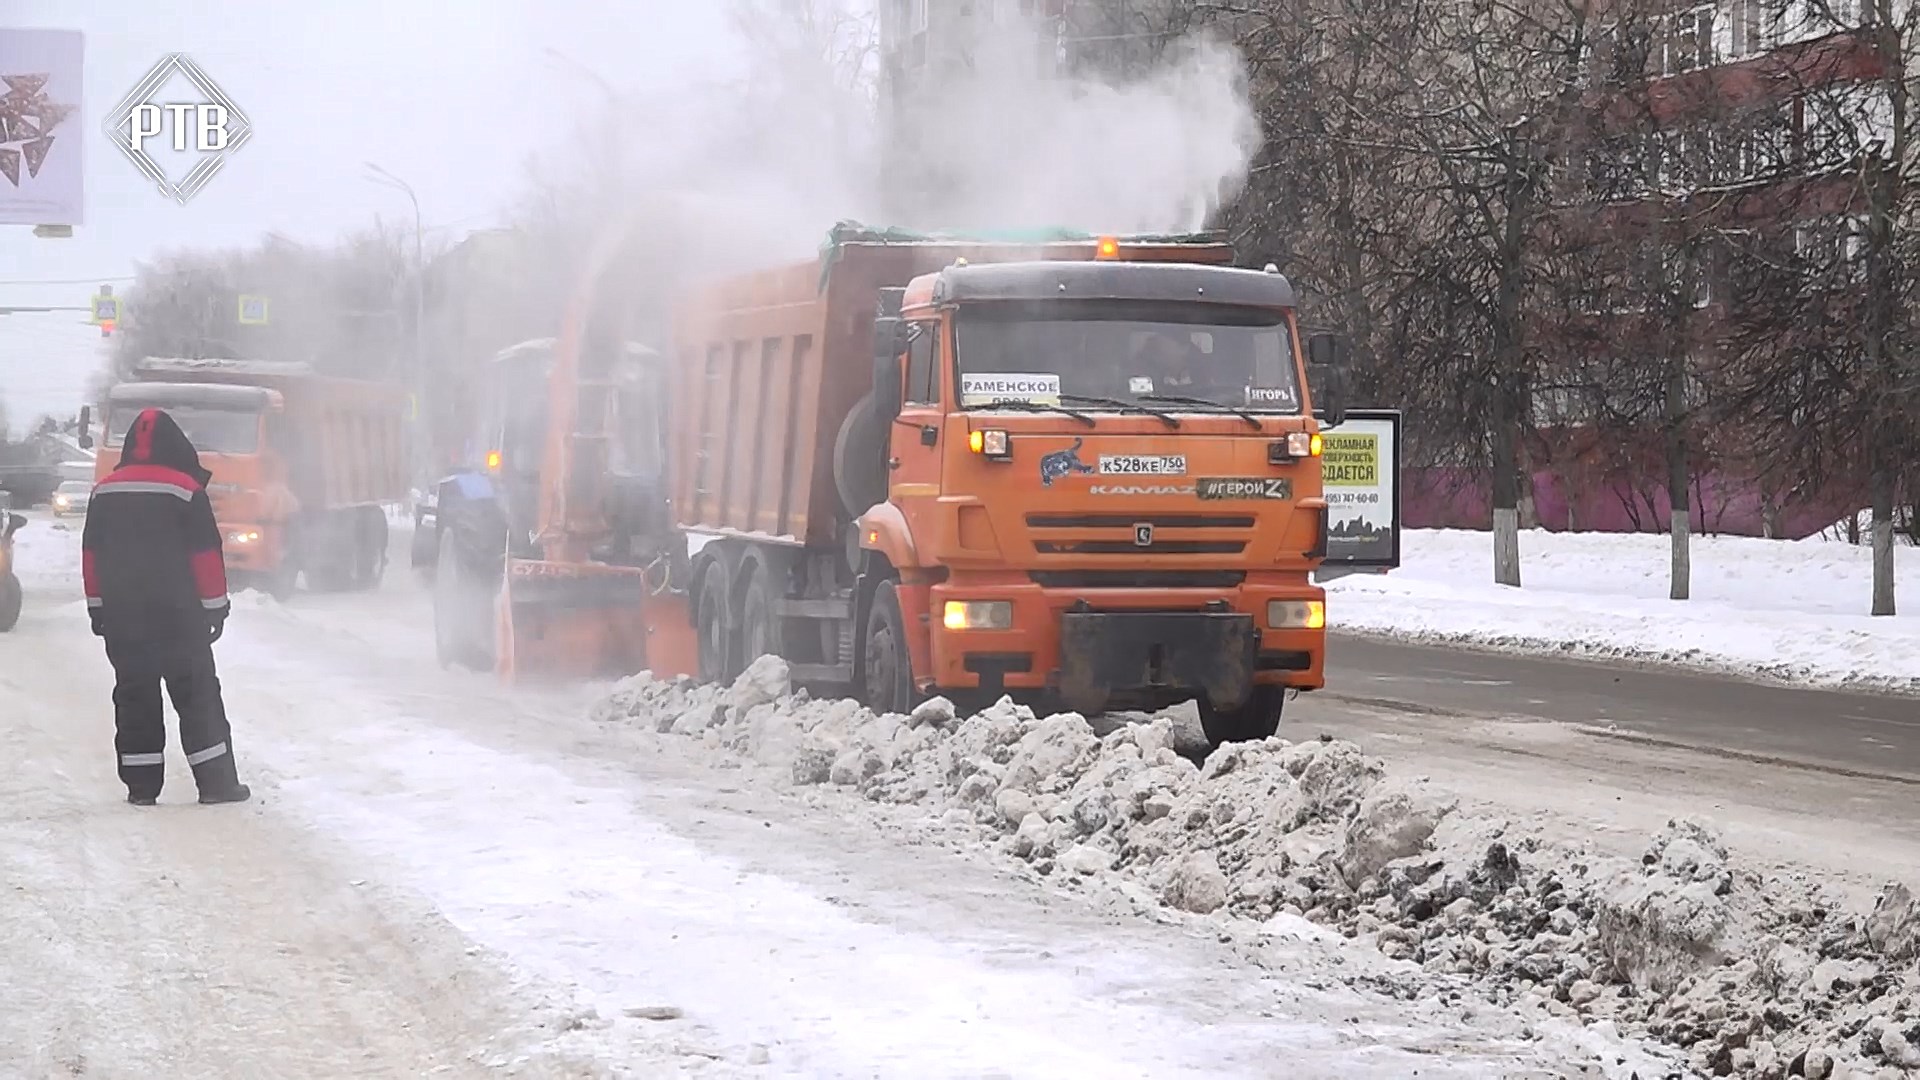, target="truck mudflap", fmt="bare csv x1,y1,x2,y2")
1056,610,1257,716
